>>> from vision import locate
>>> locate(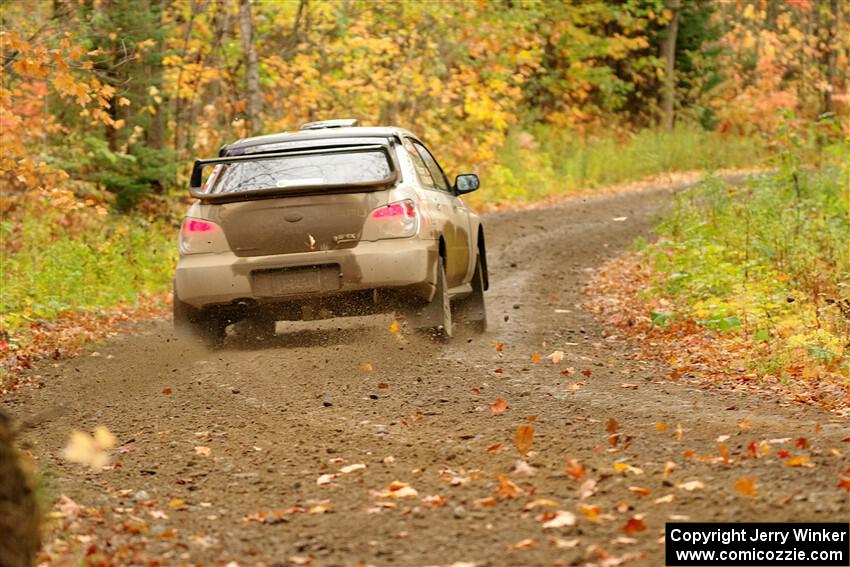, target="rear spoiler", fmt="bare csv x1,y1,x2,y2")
189,144,399,203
